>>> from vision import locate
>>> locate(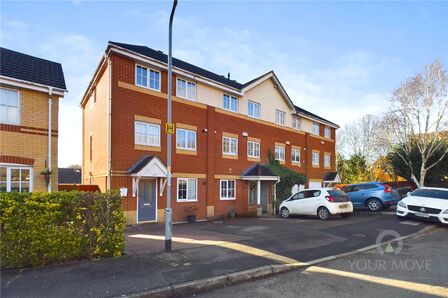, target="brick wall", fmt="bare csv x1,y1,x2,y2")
84,53,337,224
0,87,59,191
